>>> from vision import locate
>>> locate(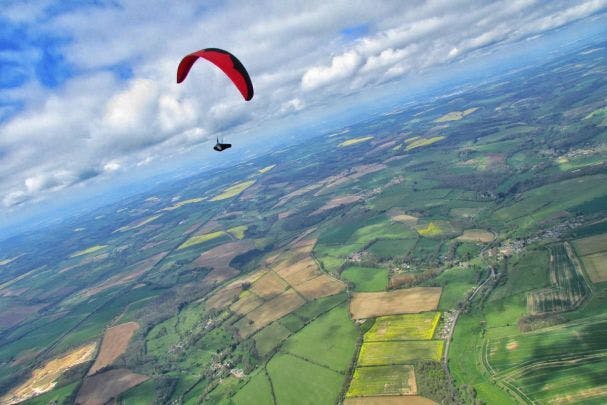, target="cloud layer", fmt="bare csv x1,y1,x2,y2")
1,0,606,210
